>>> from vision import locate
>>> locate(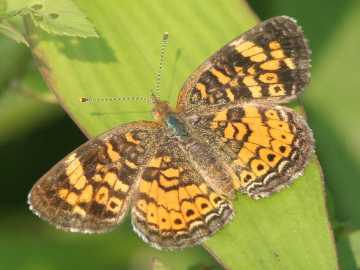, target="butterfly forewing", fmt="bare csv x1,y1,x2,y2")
177,16,310,111
29,121,163,233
